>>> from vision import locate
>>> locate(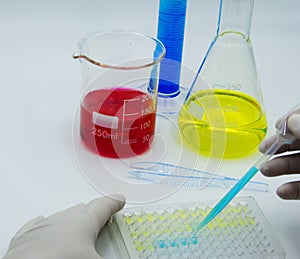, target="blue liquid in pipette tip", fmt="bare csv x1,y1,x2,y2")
157,0,187,97
194,166,259,232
